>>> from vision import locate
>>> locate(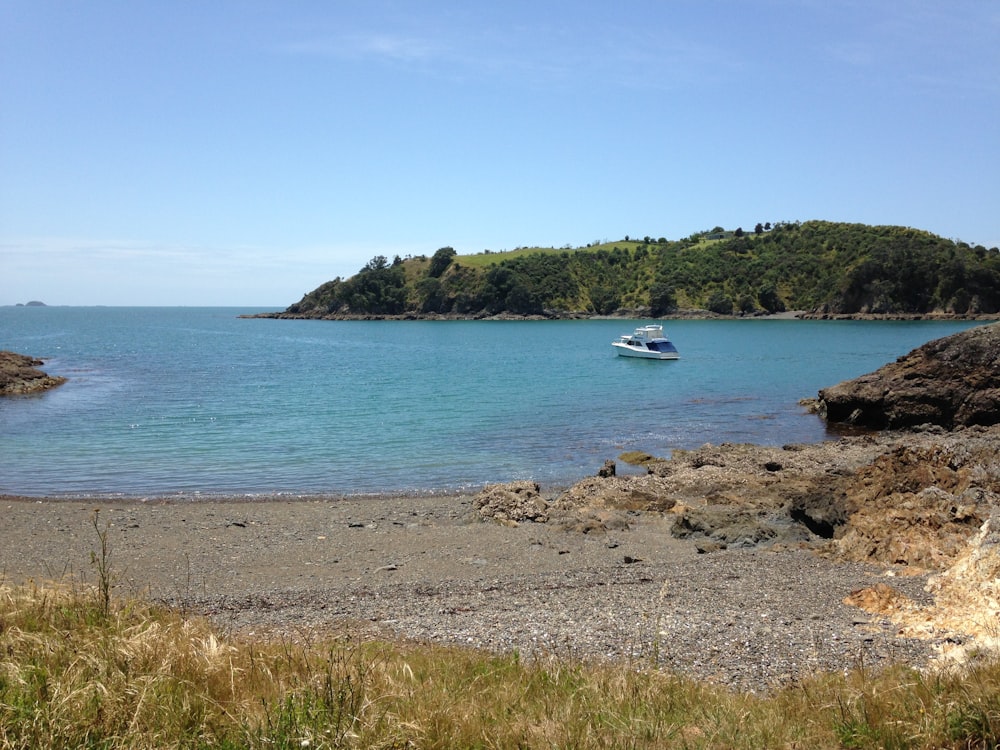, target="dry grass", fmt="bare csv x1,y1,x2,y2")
2,581,1000,749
